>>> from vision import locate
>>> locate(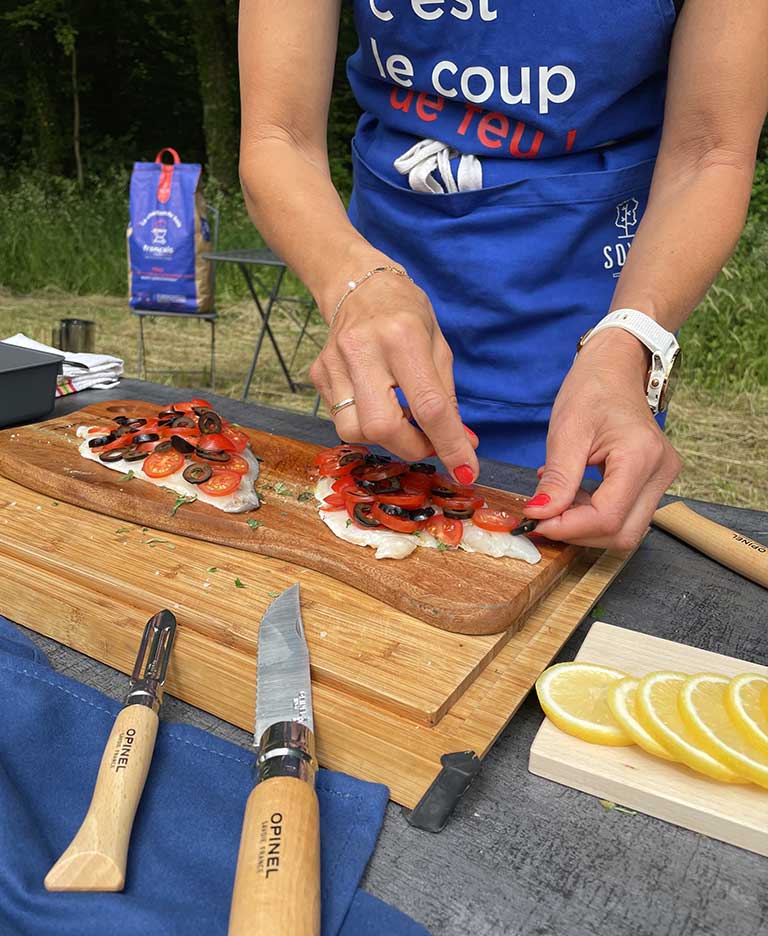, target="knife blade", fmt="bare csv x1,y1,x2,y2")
44,609,176,892
228,584,320,936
